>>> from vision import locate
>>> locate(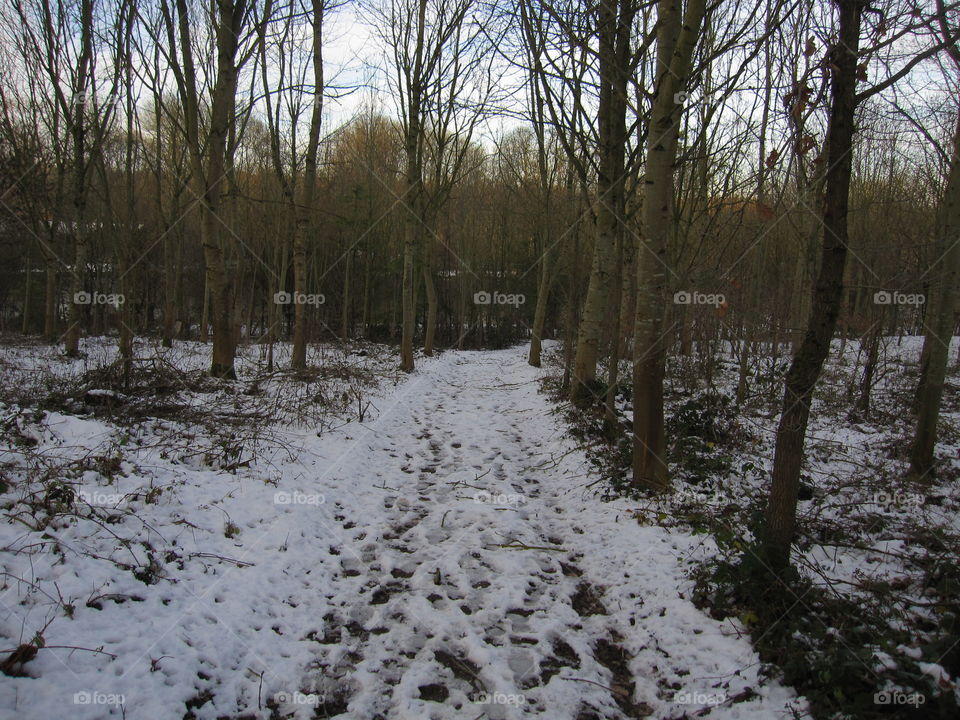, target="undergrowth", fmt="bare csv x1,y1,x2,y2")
542,342,960,719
